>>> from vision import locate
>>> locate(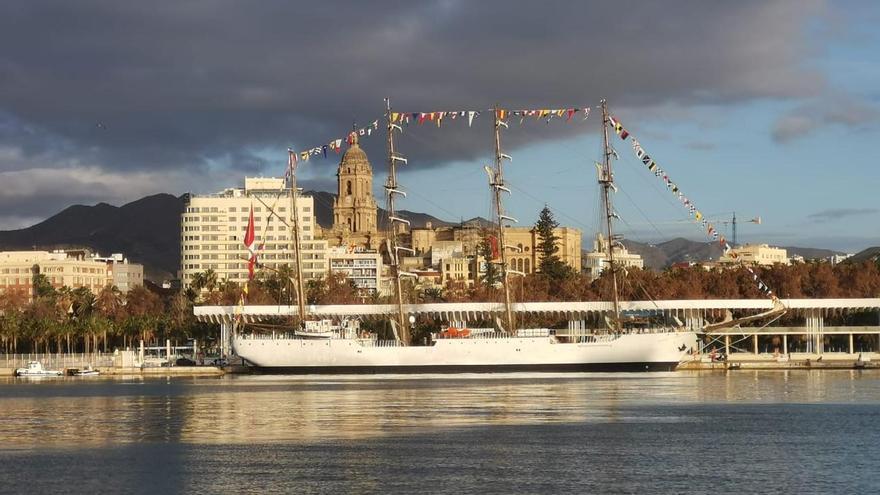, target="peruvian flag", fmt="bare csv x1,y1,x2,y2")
244,205,257,279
